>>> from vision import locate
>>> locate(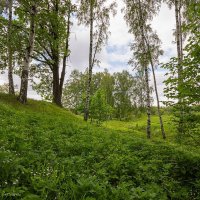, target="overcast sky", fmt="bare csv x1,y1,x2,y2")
0,1,177,104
